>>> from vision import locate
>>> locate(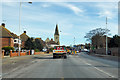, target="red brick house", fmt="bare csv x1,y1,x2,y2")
20,31,29,48
0,23,14,49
